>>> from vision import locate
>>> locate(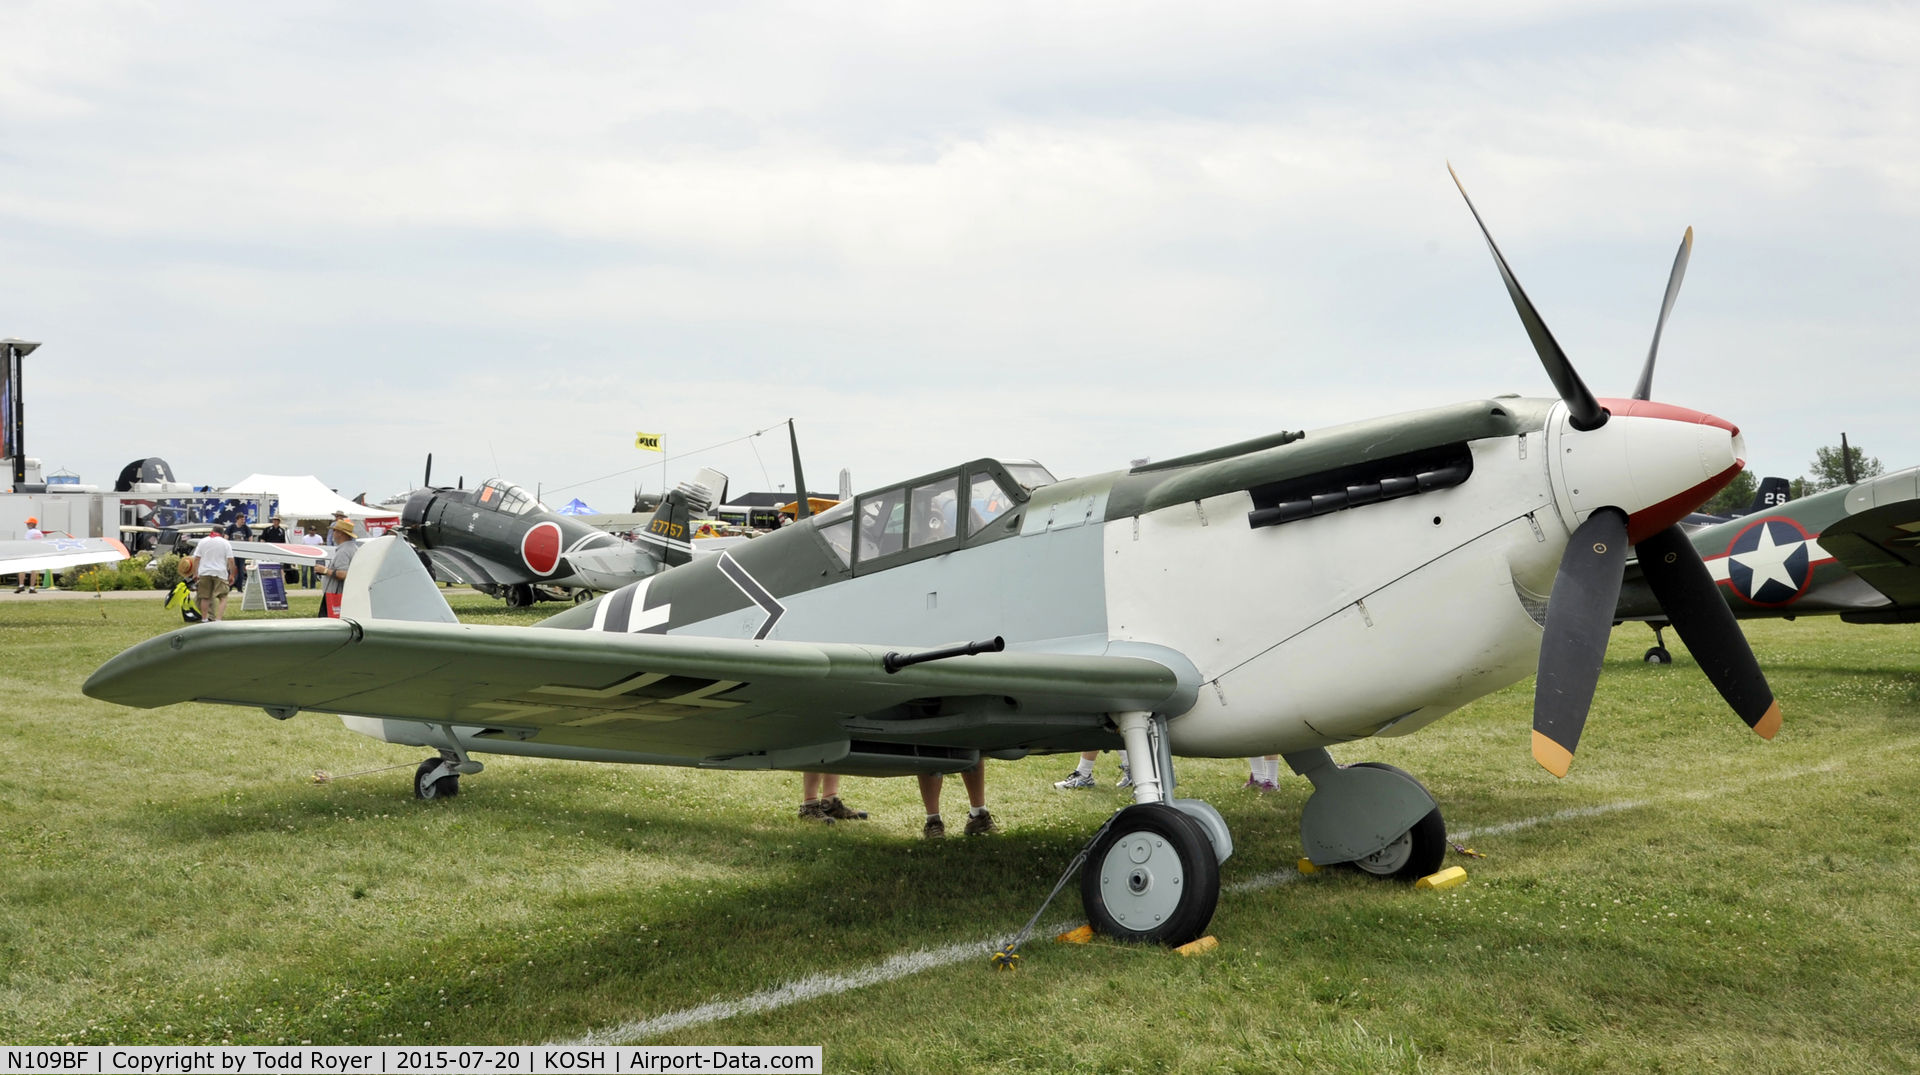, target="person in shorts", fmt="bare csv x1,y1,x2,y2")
191,529,238,622
13,516,44,593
